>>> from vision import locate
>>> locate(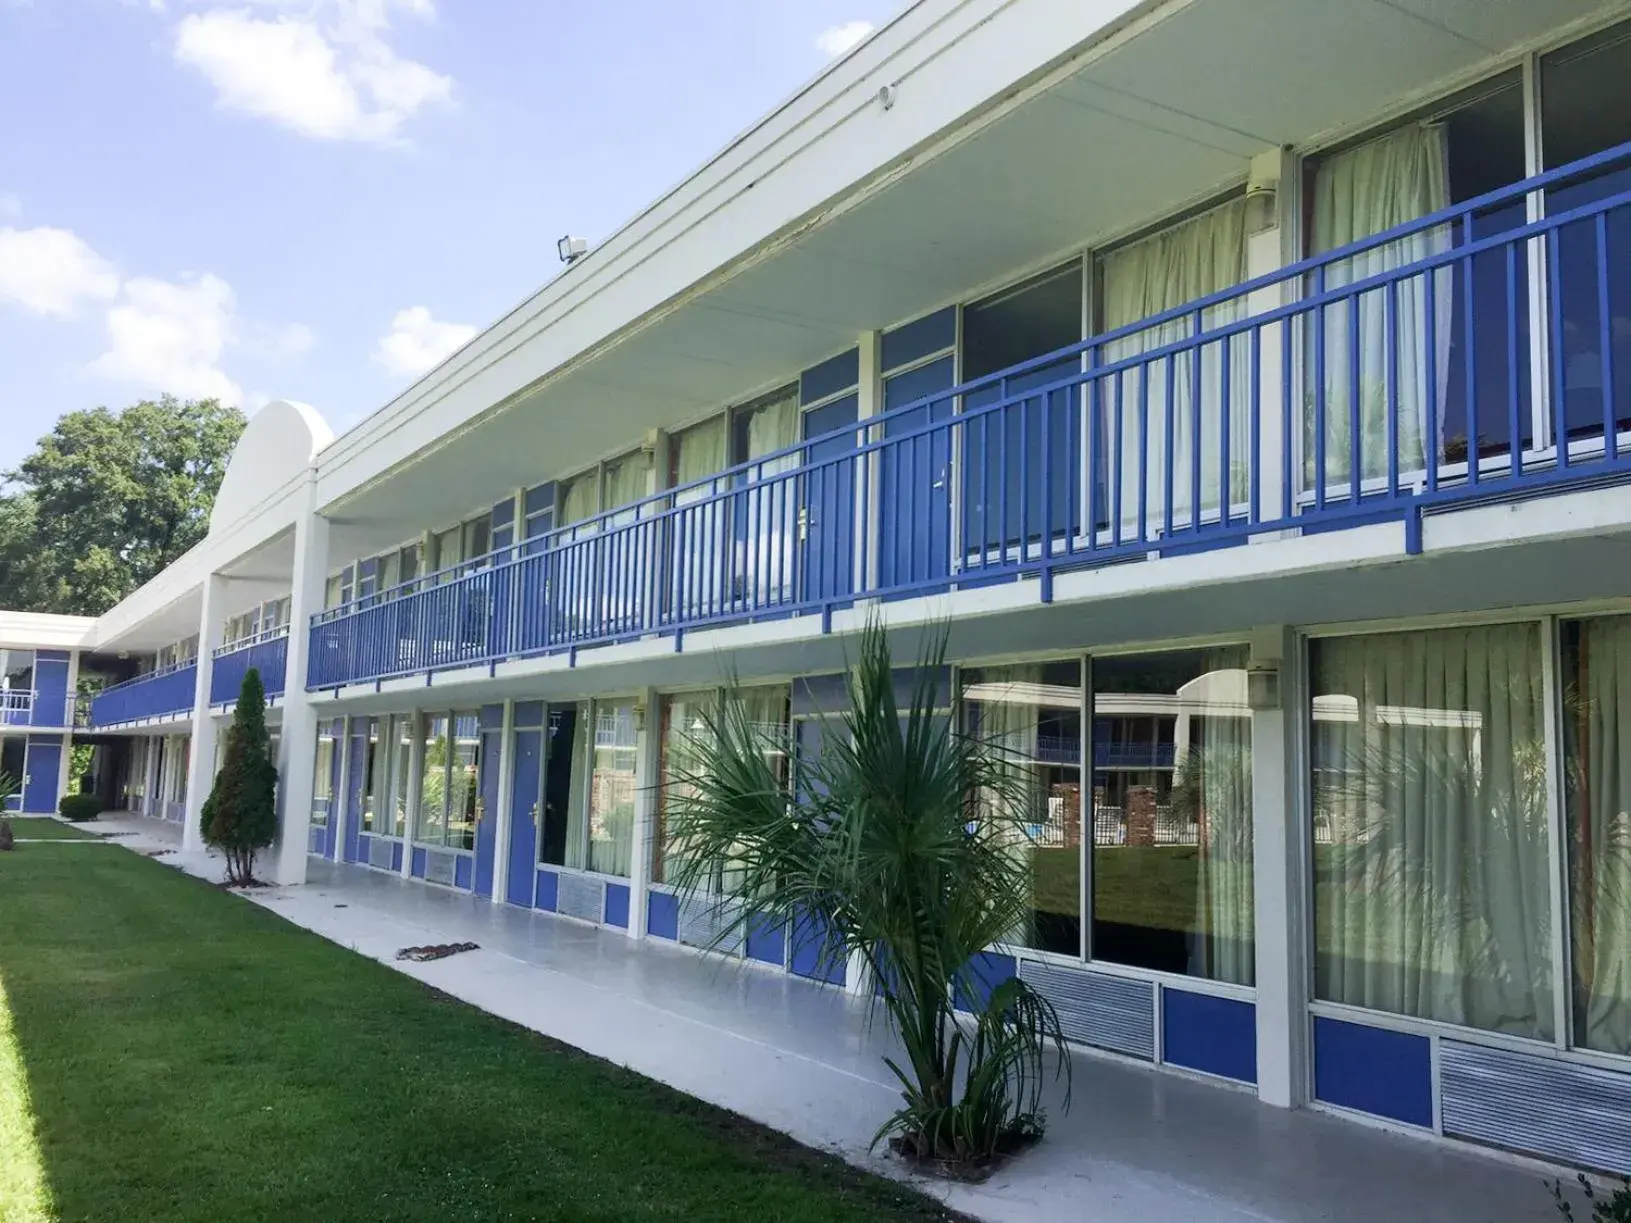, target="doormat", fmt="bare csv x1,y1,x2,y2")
396,942,480,962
